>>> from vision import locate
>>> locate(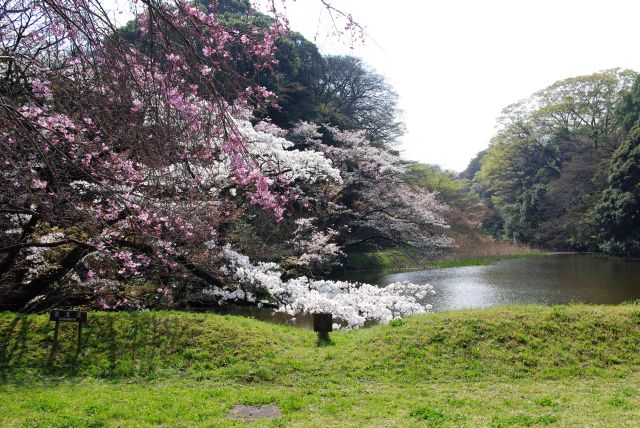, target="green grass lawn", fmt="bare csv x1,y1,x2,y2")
1,304,639,427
